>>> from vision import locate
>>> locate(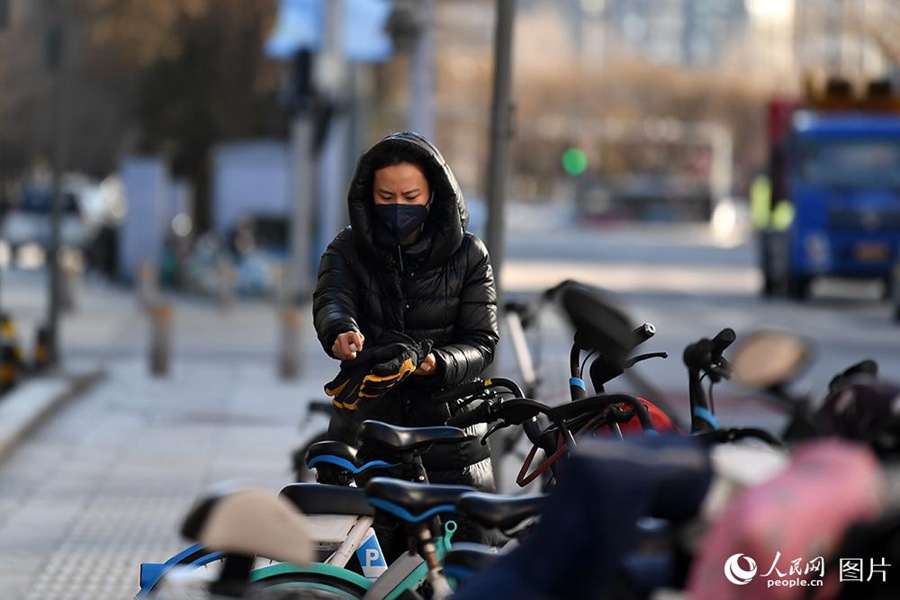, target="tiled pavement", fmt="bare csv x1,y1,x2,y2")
0,280,332,599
